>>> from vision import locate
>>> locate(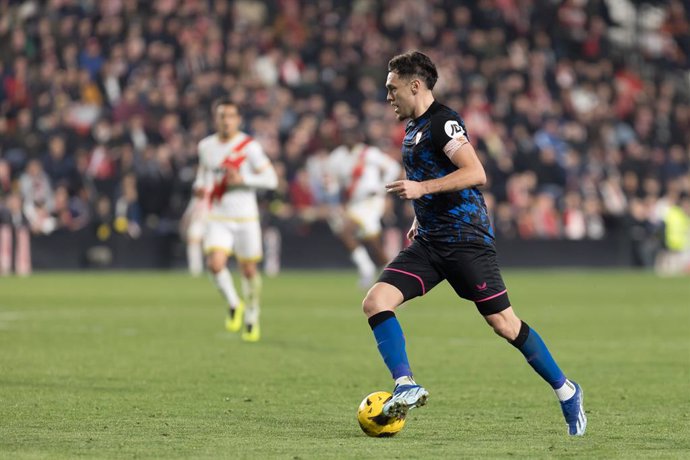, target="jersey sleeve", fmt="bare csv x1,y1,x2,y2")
244,140,271,171
241,140,277,190
430,111,471,160
192,141,211,192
